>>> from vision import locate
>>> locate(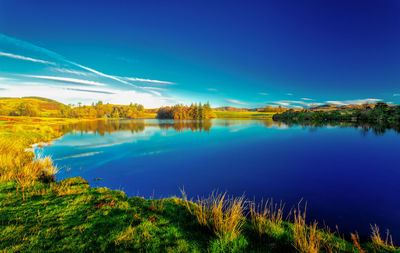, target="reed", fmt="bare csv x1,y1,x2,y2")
370,224,396,251
292,203,322,253
182,191,246,241
0,136,57,188
350,232,365,253
249,198,285,238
